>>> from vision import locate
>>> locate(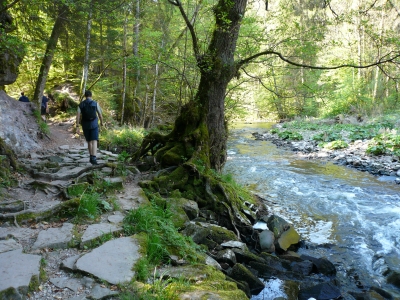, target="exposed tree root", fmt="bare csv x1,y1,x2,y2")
28,163,110,181
0,198,80,225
